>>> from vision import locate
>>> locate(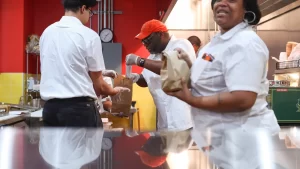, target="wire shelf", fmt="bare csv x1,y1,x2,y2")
276,60,300,70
